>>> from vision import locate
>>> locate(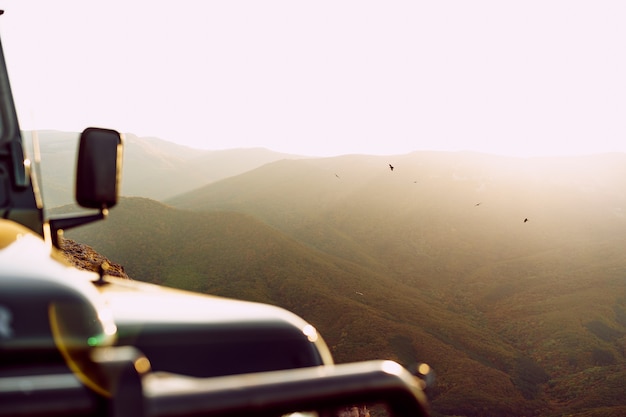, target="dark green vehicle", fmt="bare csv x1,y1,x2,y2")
0,10,428,417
